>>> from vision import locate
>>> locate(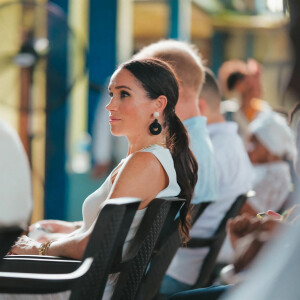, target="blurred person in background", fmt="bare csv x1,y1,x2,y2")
167,63,299,300
164,67,253,295
0,118,32,231
168,2,300,299
242,111,296,216
218,111,295,264
221,4,300,297
219,59,271,143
